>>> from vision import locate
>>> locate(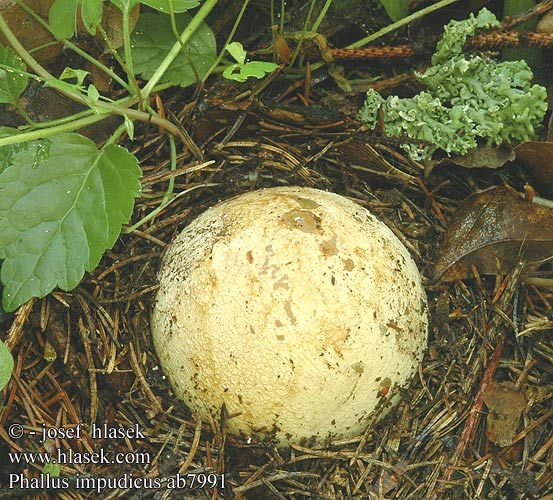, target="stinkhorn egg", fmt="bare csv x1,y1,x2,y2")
151,186,428,447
